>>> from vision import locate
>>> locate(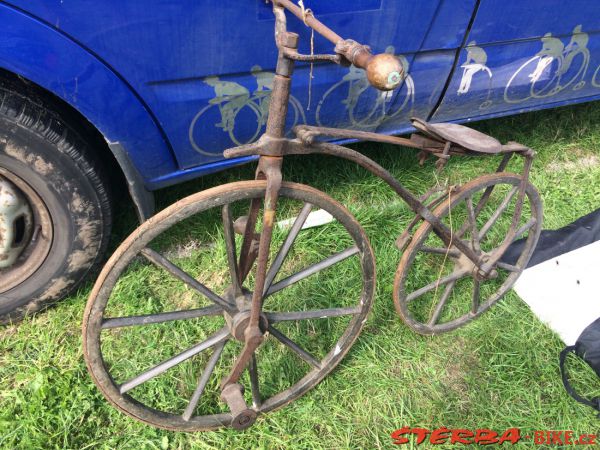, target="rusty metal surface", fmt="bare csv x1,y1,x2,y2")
393,173,543,335
83,181,375,431
0,168,52,294
415,121,503,154
0,175,32,268
83,0,543,432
